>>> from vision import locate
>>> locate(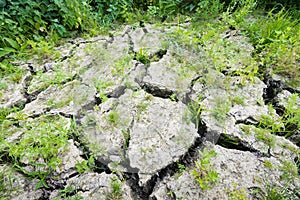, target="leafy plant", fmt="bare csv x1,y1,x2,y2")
227,184,248,200
191,148,219,190
0,0,96,60
136,48,150,64
244,8,300,85
107,110,120,125
258,95,300,138
53,186,84,200
106,178,122,200
187,101,203,130
94,79,114,102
